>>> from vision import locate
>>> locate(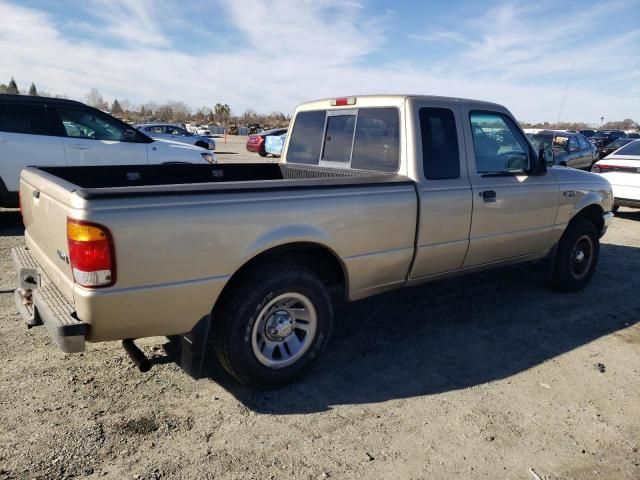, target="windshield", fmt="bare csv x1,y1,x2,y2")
529,134,569,152
614,140,640,156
